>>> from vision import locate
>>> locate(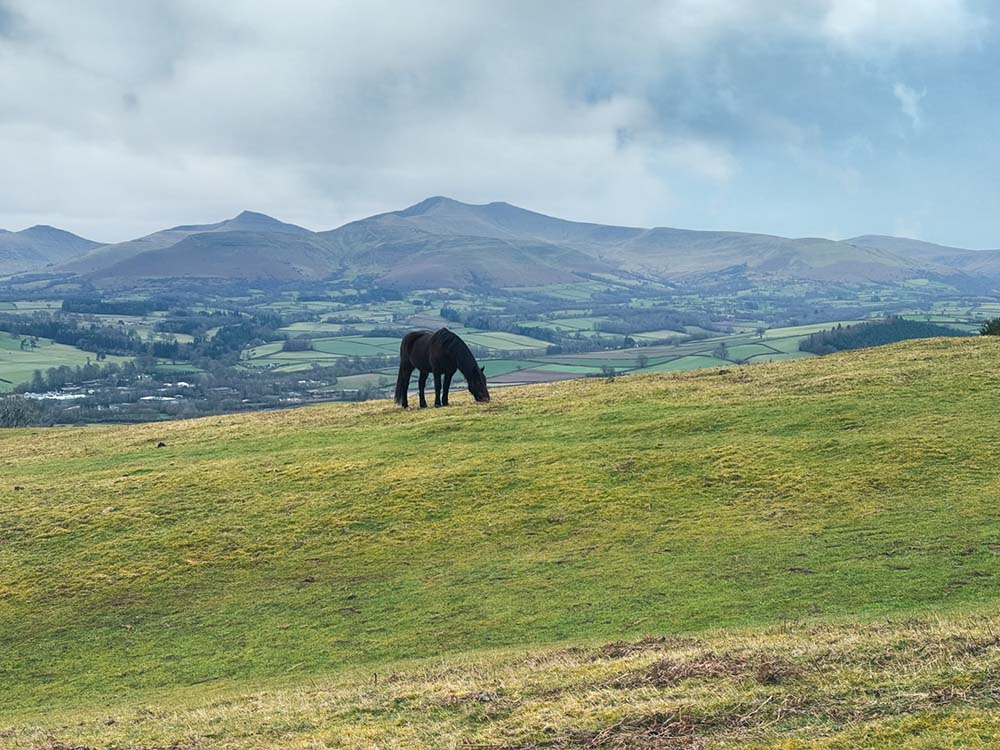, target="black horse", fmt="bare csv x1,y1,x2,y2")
394,329,490,408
